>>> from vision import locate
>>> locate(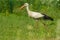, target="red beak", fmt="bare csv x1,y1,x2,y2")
20,5,25,10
